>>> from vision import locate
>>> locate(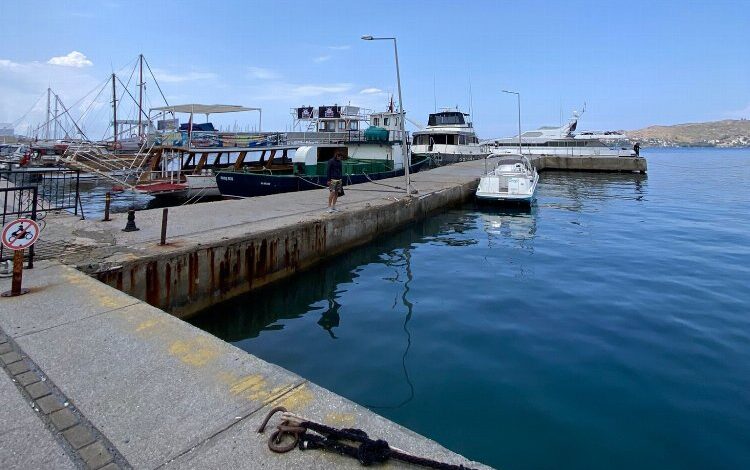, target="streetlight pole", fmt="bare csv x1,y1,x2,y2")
502,90,522,155
362,35,414,195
